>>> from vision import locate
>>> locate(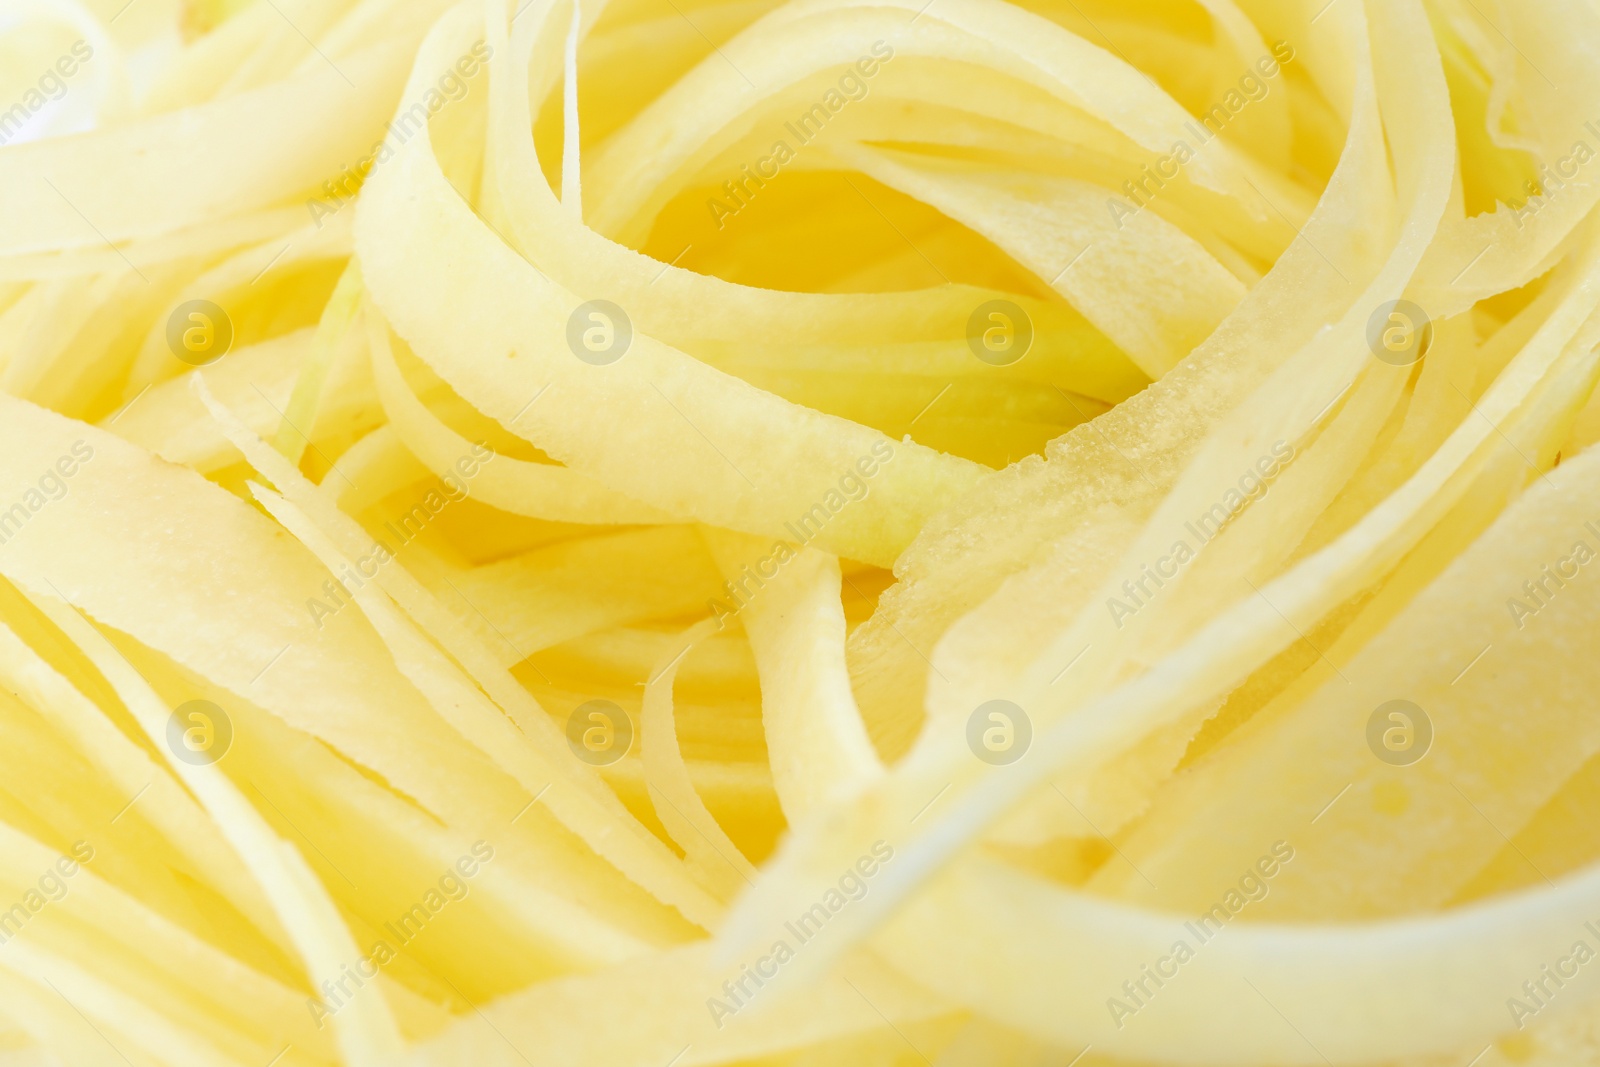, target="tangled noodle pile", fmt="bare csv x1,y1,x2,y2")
2,0,1600,1063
